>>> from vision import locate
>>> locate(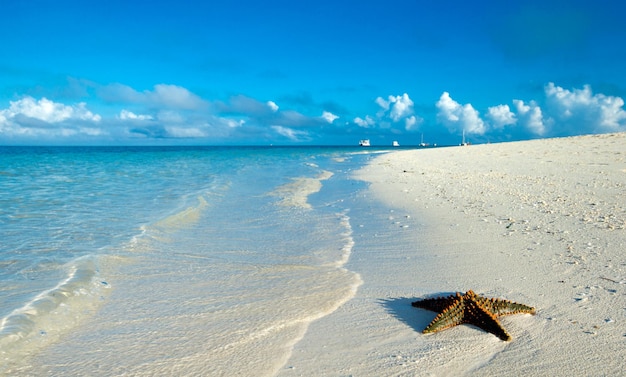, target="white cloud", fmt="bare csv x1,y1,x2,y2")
0,96,105,141
321,111,339,123
486,104,516,129
544,82,626,132
4,97,101,123
355,93,417,131
267,101,279,112
354,115,375,128
436,92,486,134
271,125,309,141
513,99,546,135
119,109,153,121
375,96,390,111
226,119,245,128
150,84,206,110
100,83,207,110
389,93,414,121
375,93,414,121
404,115,423,131
98,83,144,103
